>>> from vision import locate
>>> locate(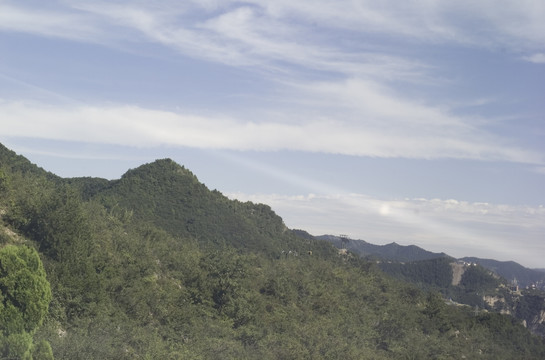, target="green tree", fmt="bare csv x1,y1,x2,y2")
32,340,54,360
0,168,7,193
0,245,52,359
